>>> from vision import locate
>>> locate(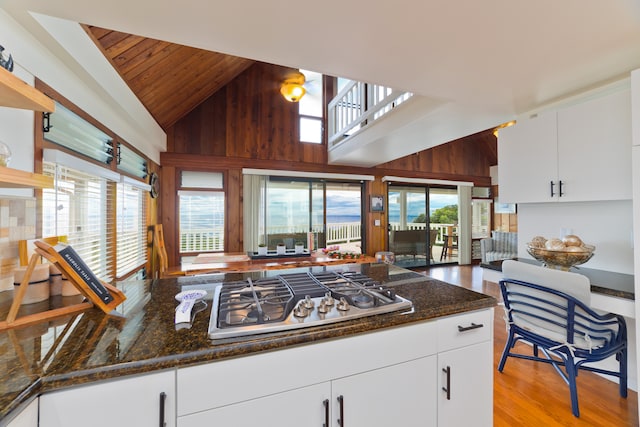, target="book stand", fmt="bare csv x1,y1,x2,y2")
0,241,126,331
